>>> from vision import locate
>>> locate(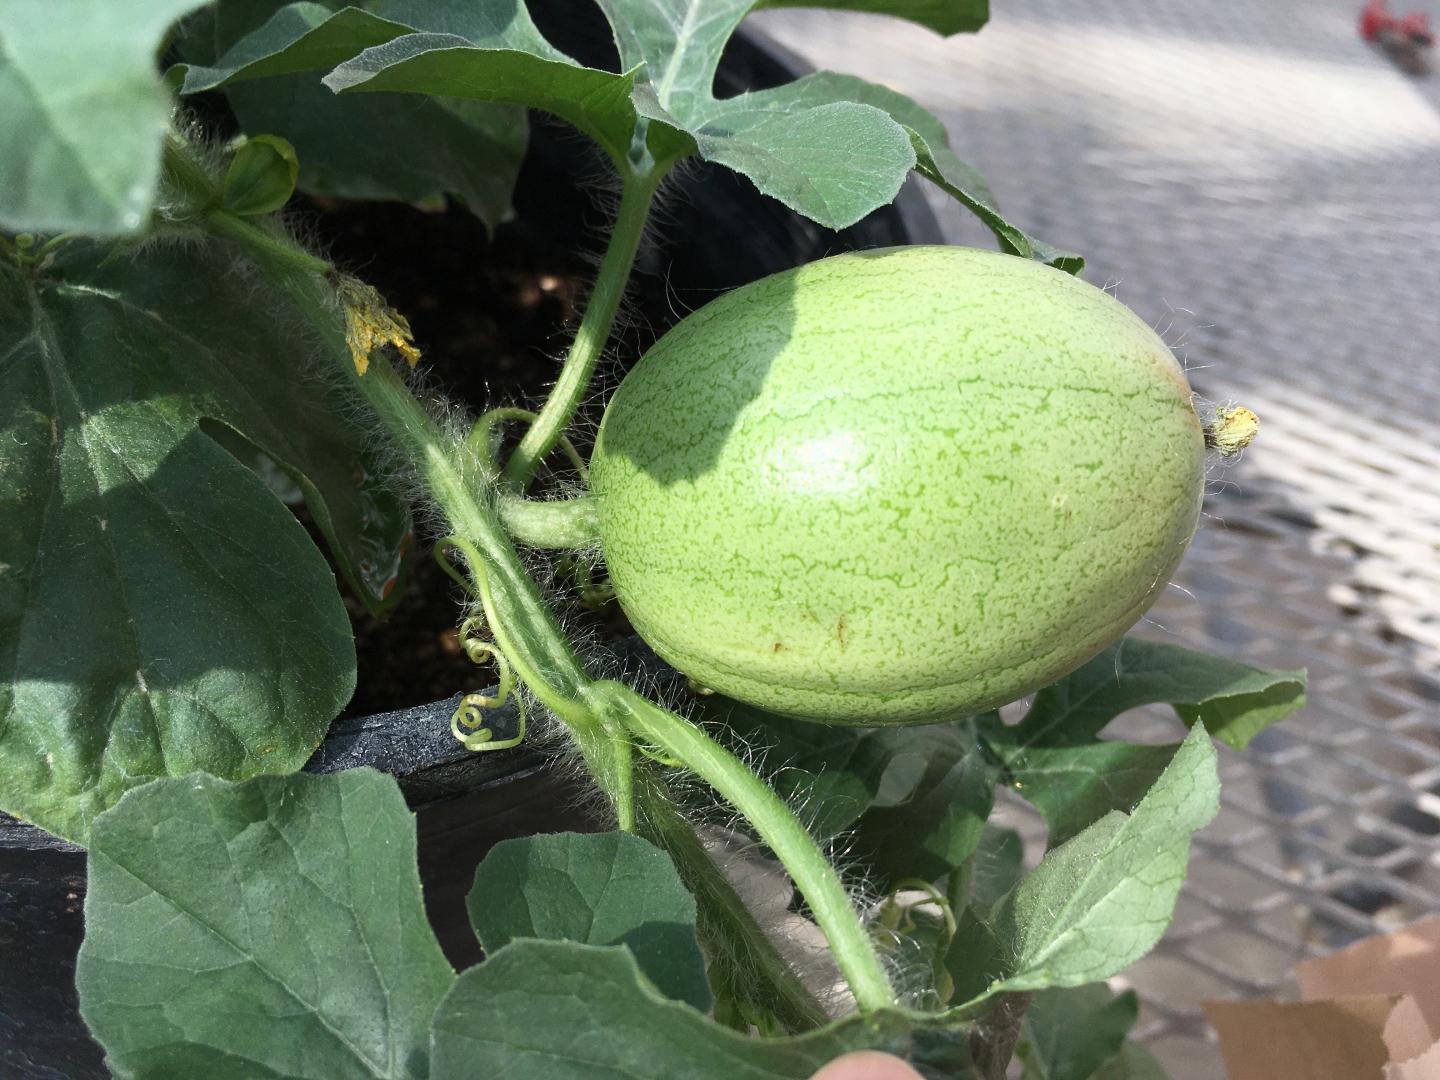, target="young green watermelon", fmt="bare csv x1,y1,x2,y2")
590,246,1206,725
